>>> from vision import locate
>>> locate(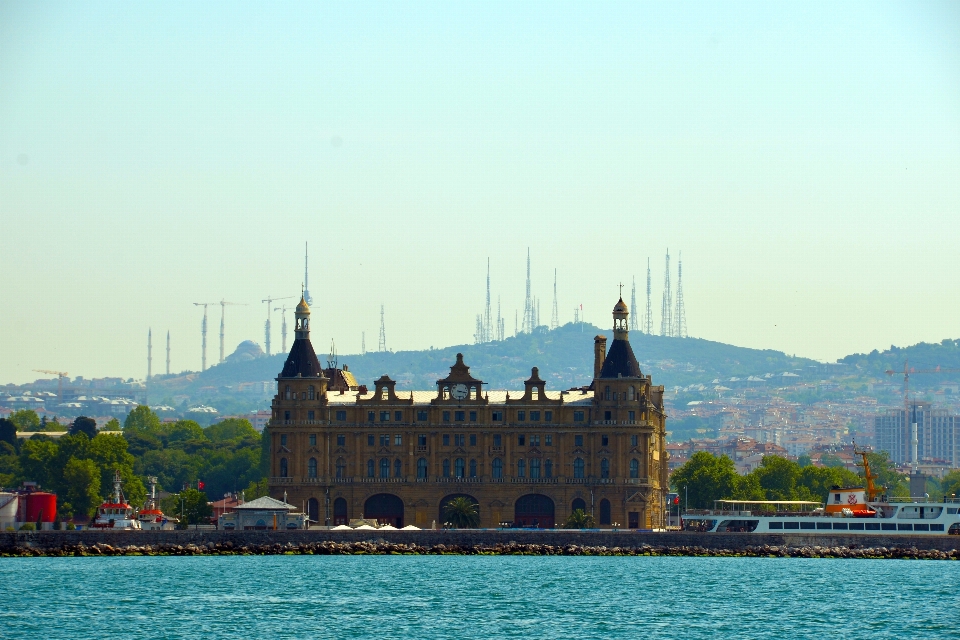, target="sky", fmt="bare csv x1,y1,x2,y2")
1,1,958,384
